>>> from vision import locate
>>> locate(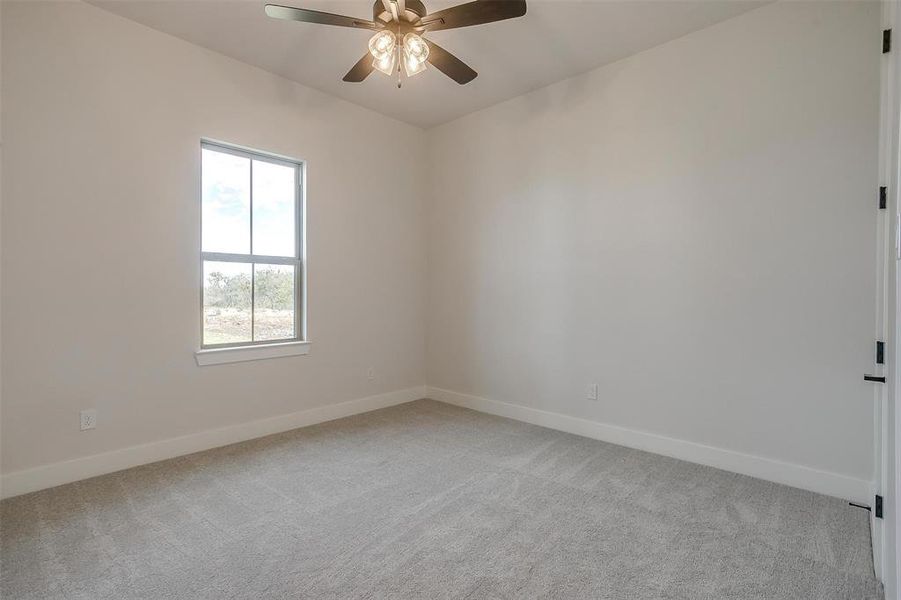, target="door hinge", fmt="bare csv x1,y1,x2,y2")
879,186,887,209
884,29,892,53
876,341,885,365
